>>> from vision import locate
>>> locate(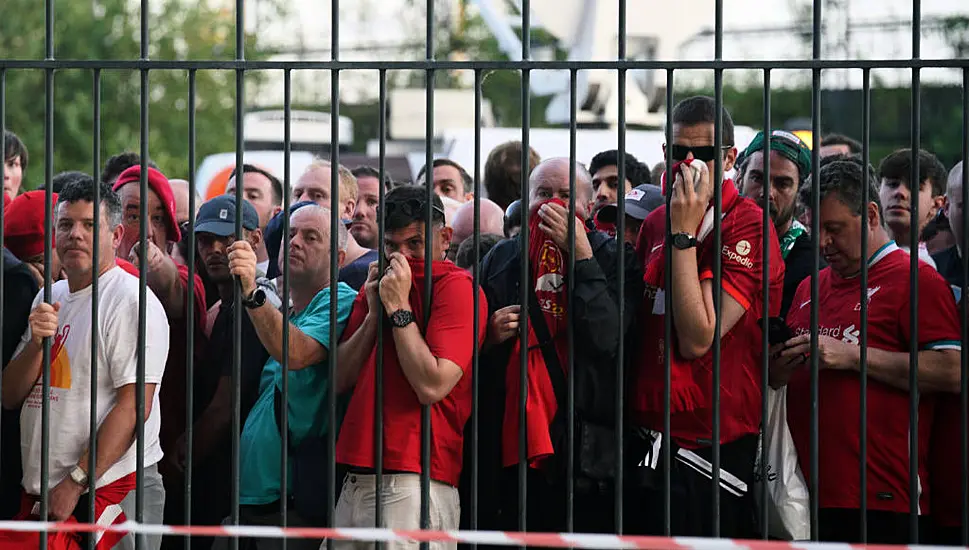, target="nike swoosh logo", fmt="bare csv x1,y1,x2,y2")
800,299,811,309
652,244,663,253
